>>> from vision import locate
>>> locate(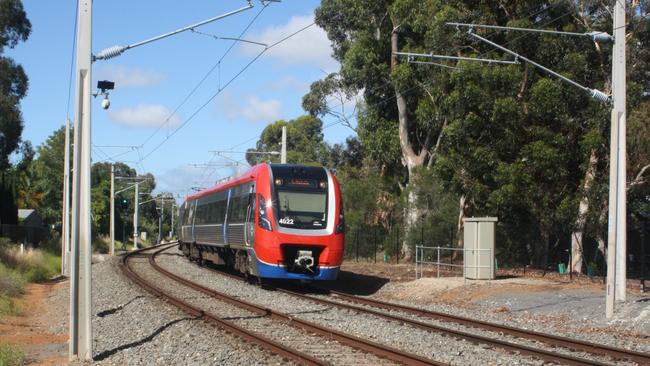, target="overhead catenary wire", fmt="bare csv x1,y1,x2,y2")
139,2,271,148
194,3,575,186
138,22,317,163
65,0,79,120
